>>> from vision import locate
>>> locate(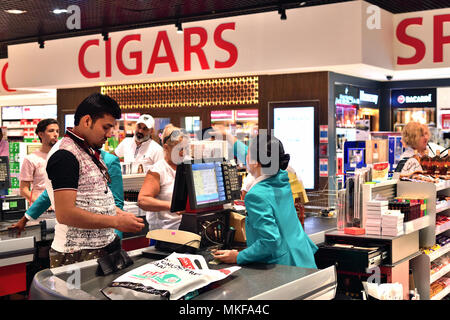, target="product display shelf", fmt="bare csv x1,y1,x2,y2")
361,179,432,236
431,283,450,300
436,220,450,235
430,263,450,284
361,179,398,230
405,181,450,300
428,243,450,262
436,200,450,214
